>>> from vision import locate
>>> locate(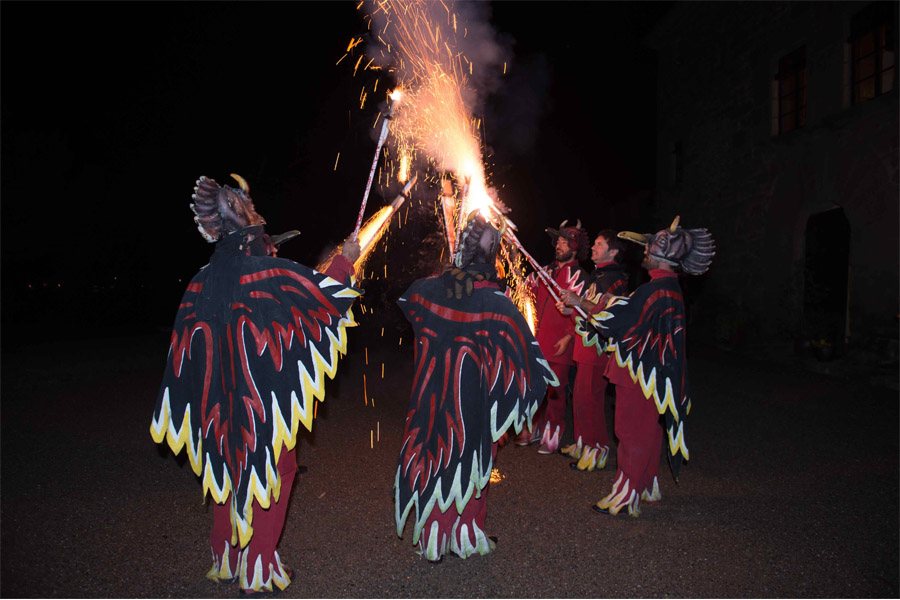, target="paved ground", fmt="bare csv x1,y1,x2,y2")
1,329,897,598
